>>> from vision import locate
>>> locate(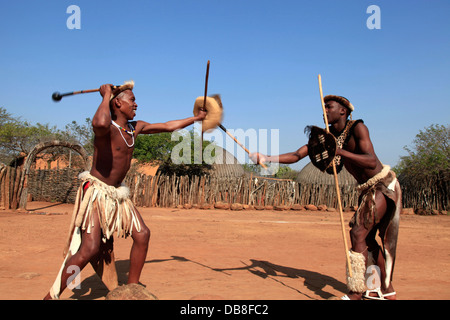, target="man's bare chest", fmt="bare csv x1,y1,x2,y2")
110,130,135,156
343,135,358,153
